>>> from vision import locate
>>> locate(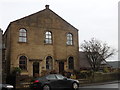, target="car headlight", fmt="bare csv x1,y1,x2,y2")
6,85,14,88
